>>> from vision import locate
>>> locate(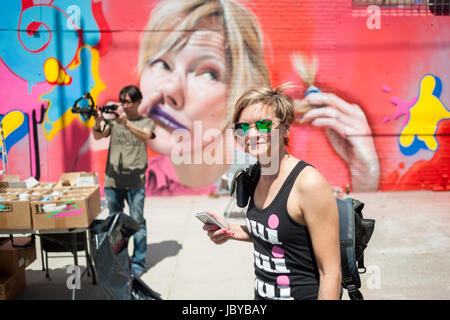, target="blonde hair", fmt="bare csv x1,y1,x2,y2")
138,0,271,122
232,83,295,145
290,53,320,114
